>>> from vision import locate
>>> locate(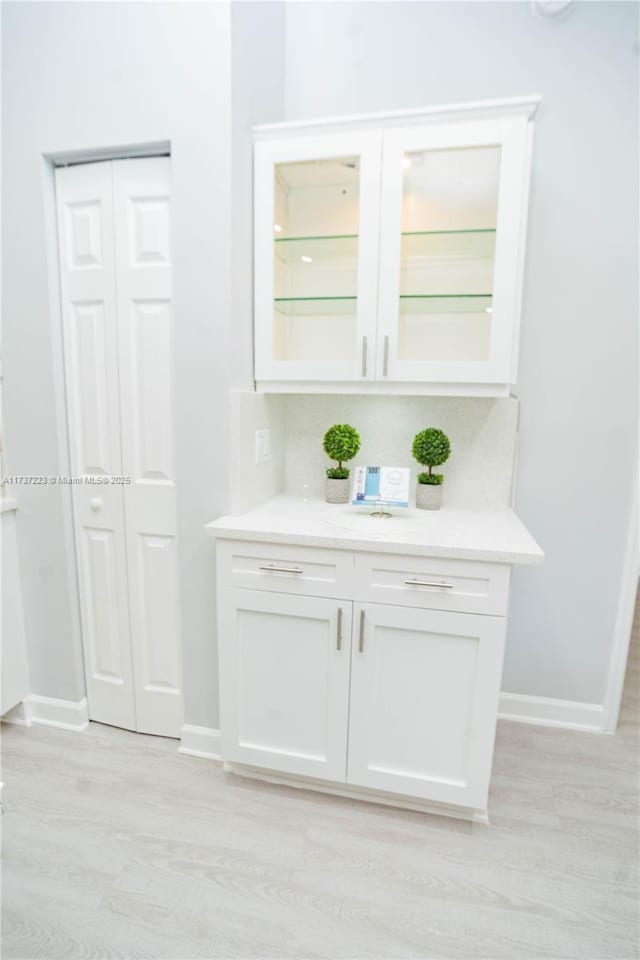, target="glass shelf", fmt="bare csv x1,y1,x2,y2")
275,229,495,243
399,295,493,314
274,296,357,316
401,230,495,261
273,294,492,316
274,234,358,265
